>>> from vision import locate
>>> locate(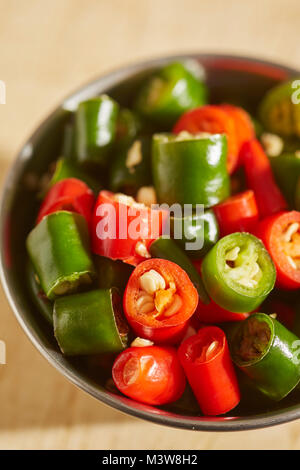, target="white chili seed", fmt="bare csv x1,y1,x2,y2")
283,223,299,243
163,294,182,317
139,269,166,294
131,337,154,347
